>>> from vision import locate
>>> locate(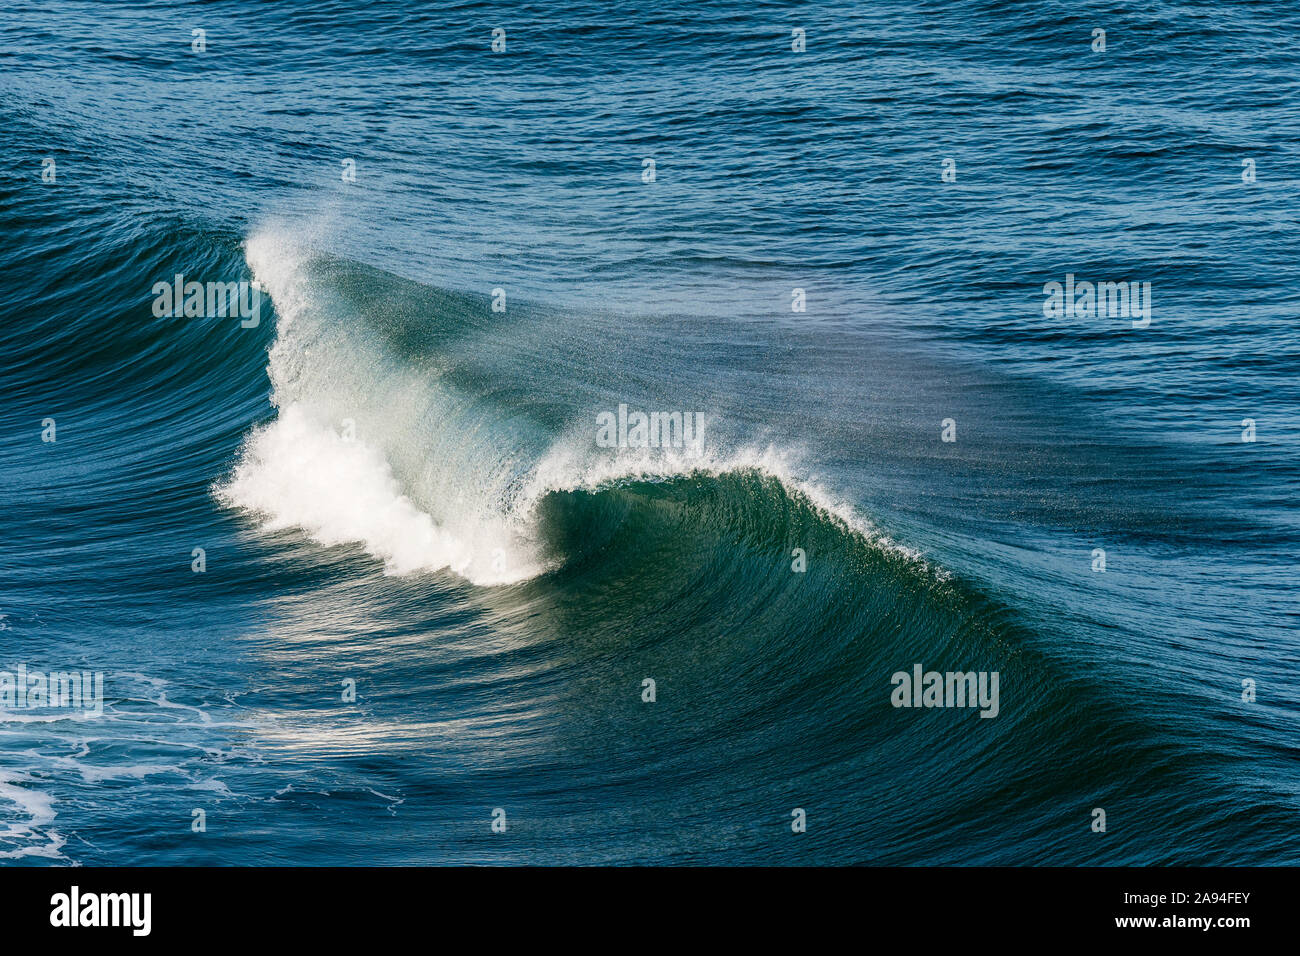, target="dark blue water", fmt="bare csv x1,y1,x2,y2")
1,0,1297,865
